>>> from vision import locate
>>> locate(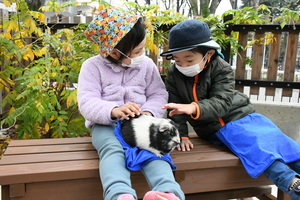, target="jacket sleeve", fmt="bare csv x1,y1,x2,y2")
165,66,190,138
194,59,235,121
77,59,118,126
